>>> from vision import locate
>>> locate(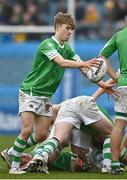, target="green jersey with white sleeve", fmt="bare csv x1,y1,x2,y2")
20,36,81,97
100,27,127,87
